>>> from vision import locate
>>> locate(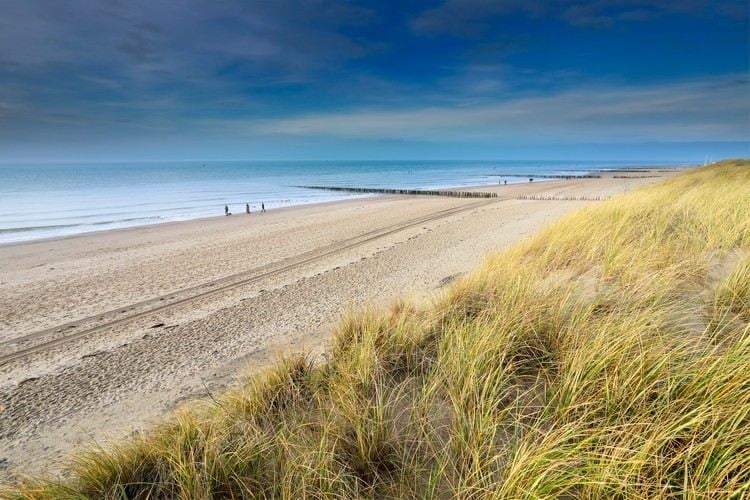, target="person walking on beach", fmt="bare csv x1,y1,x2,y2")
246,203,250,214
261,202,266,213
225,205,230,216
